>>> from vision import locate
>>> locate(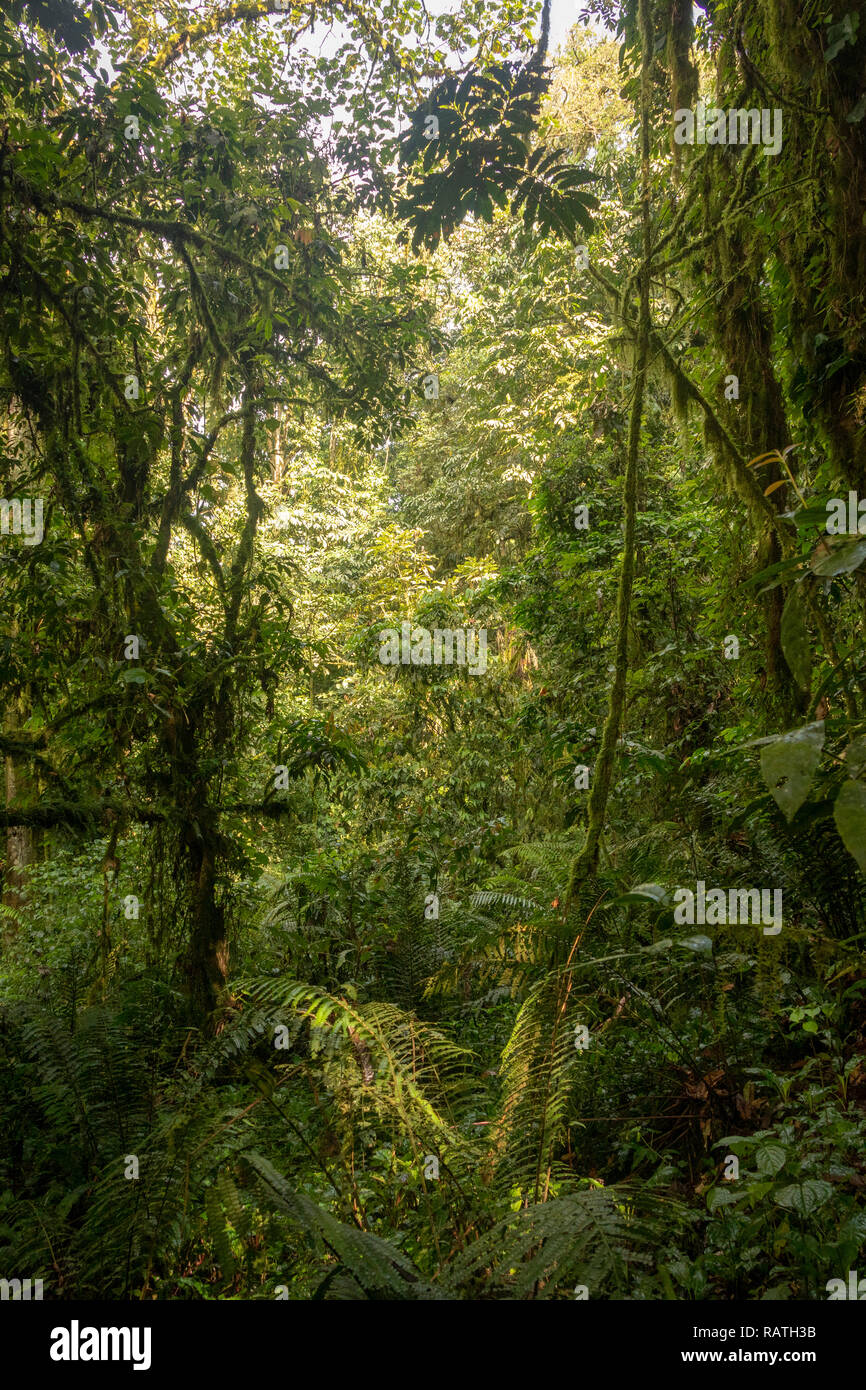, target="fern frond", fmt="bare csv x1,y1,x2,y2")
441,1186,684,1299
488,971,585,1197
243,1151,445,1300
471,890,543,913
237,977,476,1170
